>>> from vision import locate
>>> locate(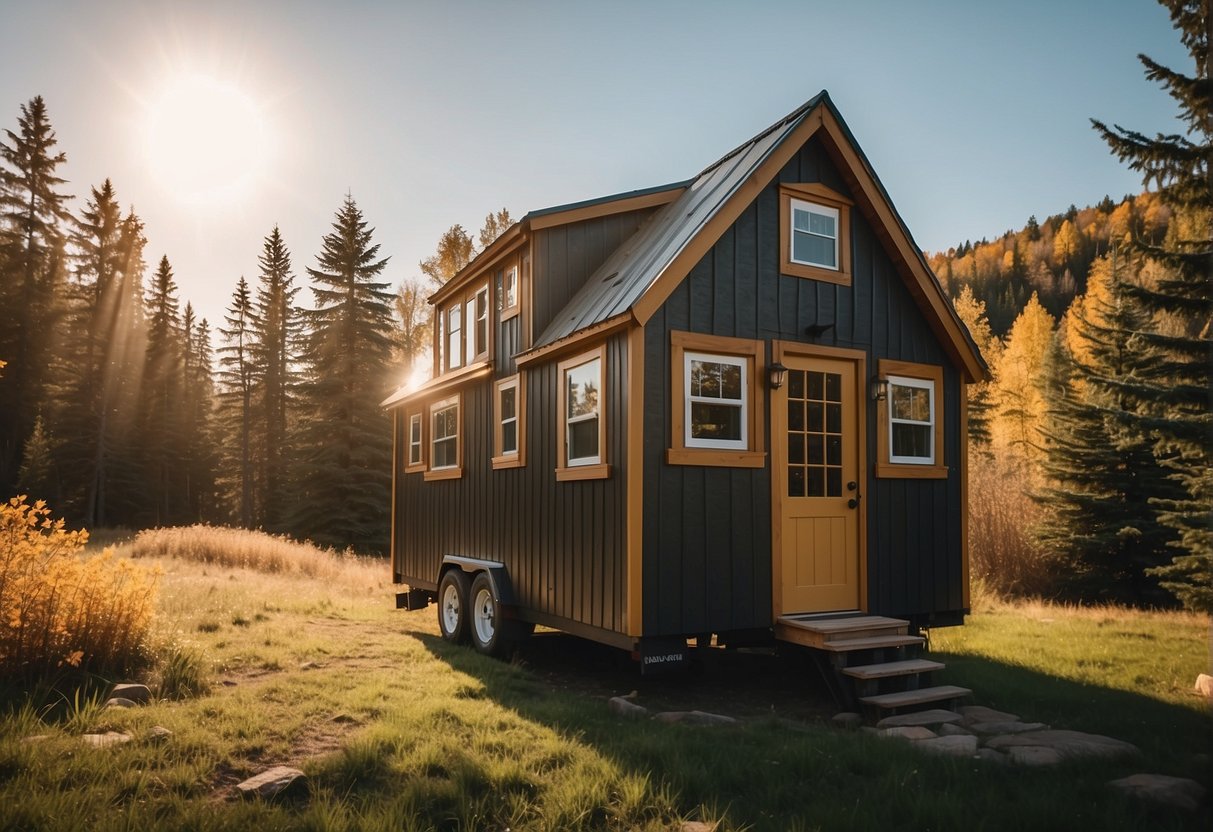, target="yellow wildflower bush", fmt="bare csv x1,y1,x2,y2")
0,496,160,679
